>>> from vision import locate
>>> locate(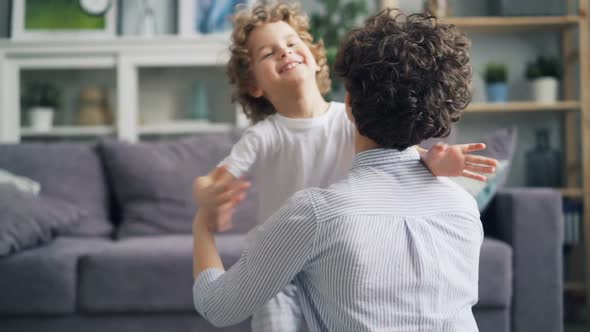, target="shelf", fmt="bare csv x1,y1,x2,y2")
564,281,586,293
20,126,115,137
466,101,581,113
139,121,233,135
561,188,584,199
0,36,231,66
441,16,580,32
